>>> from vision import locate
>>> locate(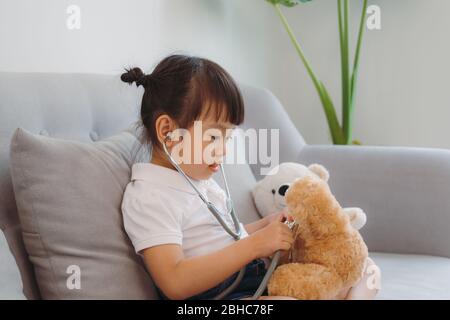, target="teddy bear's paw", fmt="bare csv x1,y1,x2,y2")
343,207,367,230
268,263,343,300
